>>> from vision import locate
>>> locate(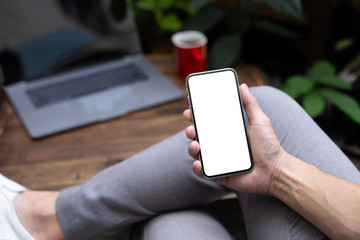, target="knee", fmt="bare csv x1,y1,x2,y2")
249,86,315,136
250,85,307,118
250,86,297,106
138,210,233,240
